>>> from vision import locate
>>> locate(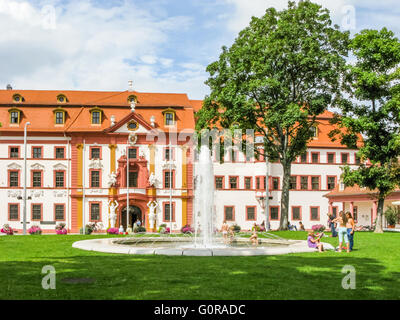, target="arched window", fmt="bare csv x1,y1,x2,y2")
53,108,67,125
57,94,68,103
12,94,24,103
89,107,103,125
8,108,22,124
162,108,176,126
